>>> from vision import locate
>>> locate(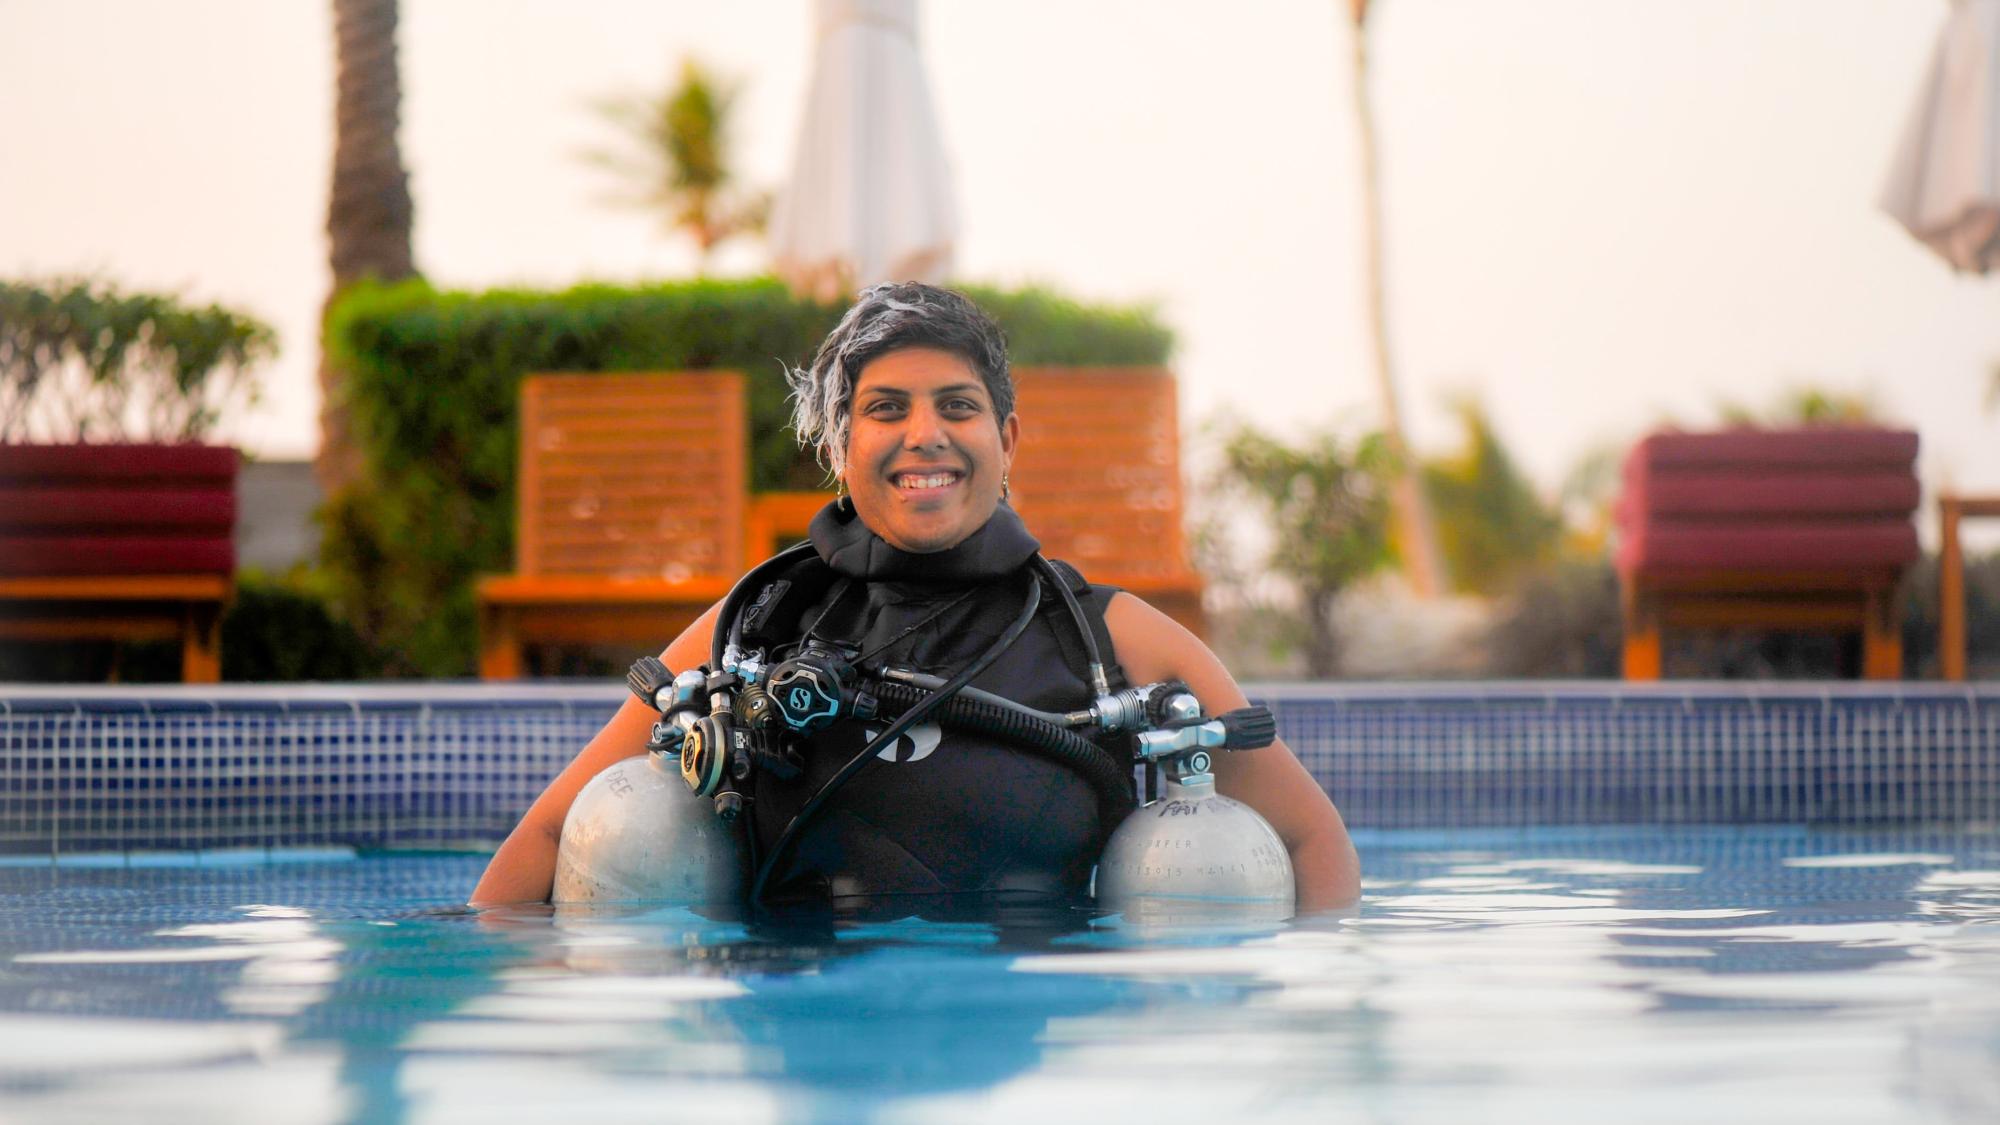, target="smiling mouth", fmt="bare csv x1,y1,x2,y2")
893,470,964,493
